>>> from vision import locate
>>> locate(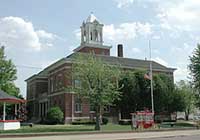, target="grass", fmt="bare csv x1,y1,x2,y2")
159,120,197,128
0,123,132,134
0,121,196,134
